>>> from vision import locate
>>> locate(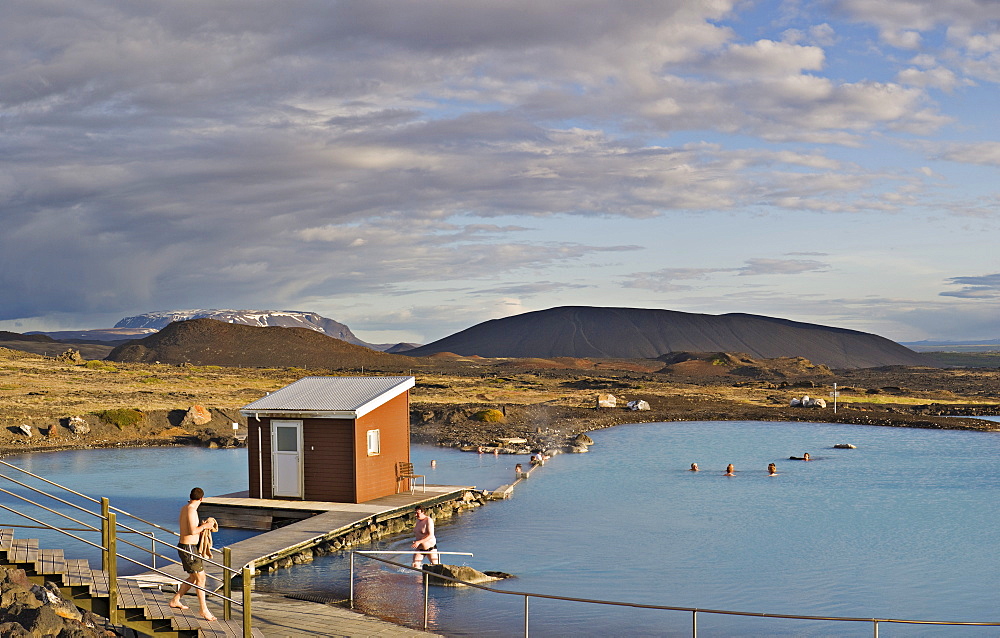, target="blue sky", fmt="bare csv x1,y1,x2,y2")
2,0,1000,344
